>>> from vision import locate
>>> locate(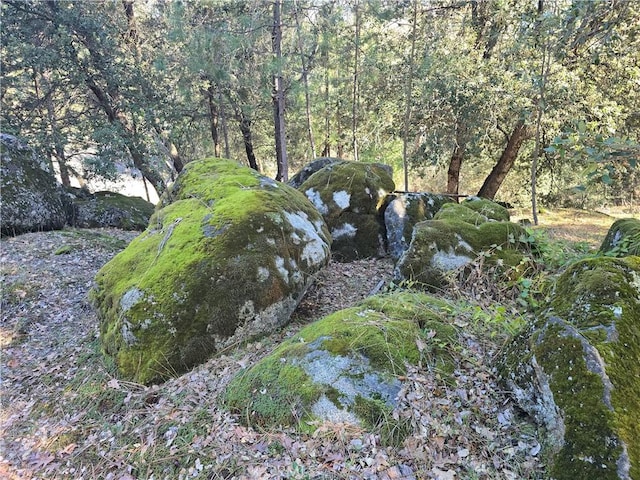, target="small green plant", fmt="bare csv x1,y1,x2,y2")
288,461,311,480
54,244,74,255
